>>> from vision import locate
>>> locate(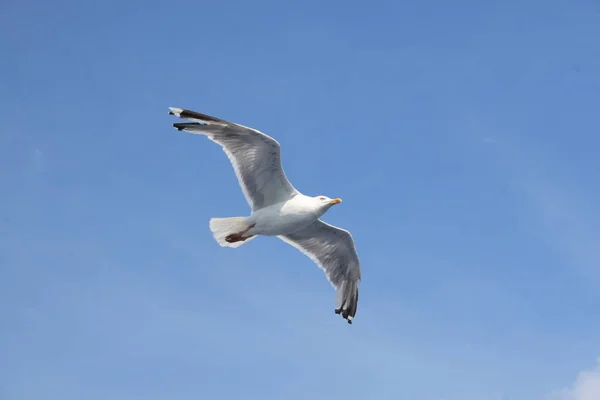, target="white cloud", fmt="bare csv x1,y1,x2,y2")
550,359,600,400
